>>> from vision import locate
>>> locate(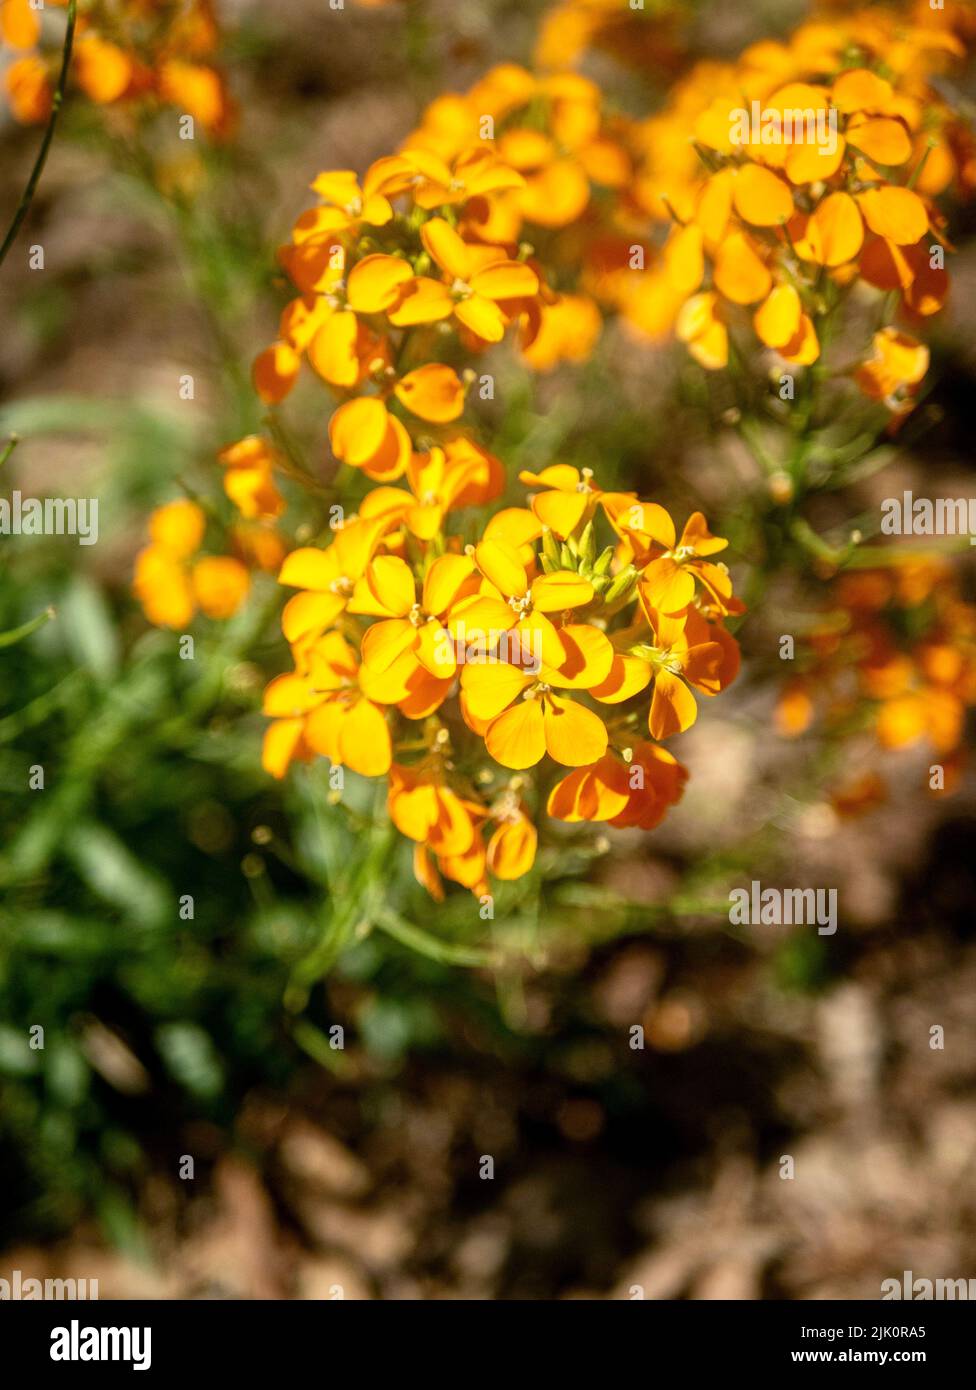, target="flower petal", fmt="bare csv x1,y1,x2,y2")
590,653,652,704
454,293,508,343
857,187,928,246
460,659,534,721
486,815,538,879
339,698,392,776
360,617,417,672
422,553,477,616
544,624,614,688
649,669,698,738
713,233,771,305
486,697,547,769
252,341,300,404
753,284,802,349
394,364,465,423
329,397,391,467
474,538,528,599
387,276,455,327
346,254,413,313
542,695,608,766
529,570,595,612
420,218,473,281
733,164,793,227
